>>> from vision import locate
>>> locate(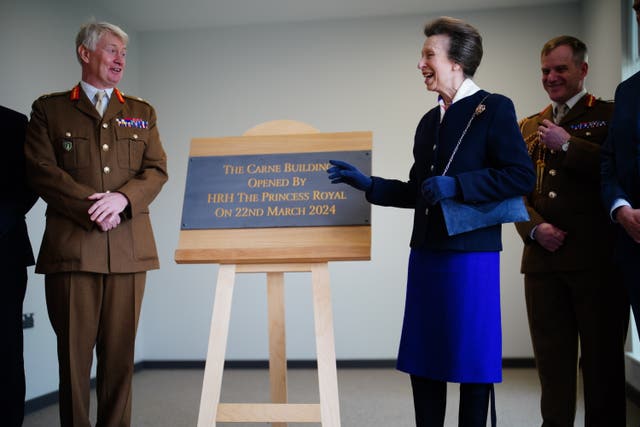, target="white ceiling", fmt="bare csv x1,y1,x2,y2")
97,0,575,32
